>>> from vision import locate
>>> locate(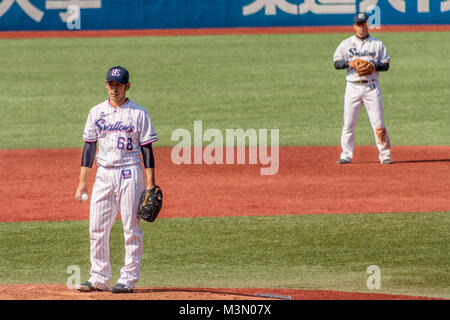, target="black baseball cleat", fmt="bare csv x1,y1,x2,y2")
110,283,134,293
336,159,352,164
77,281,108,292
381,159,394,164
